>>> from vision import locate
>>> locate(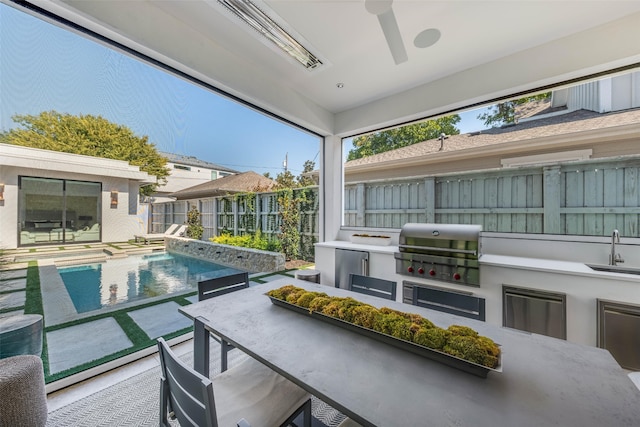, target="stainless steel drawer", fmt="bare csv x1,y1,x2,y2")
503,285,567,340
597,299,640,370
